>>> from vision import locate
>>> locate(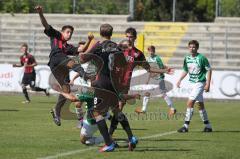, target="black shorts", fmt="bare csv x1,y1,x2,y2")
48,52,72,86
48,52,71,71
22,72,36,87
92,75,119,115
